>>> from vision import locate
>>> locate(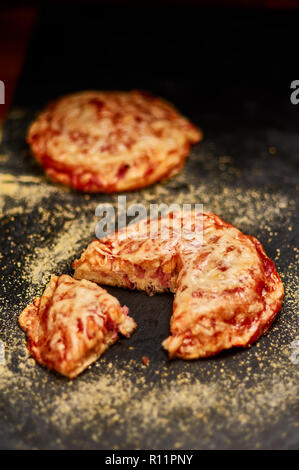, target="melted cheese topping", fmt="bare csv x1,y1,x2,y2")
27,91,202,192
73,211,284,358
19,275,136,378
